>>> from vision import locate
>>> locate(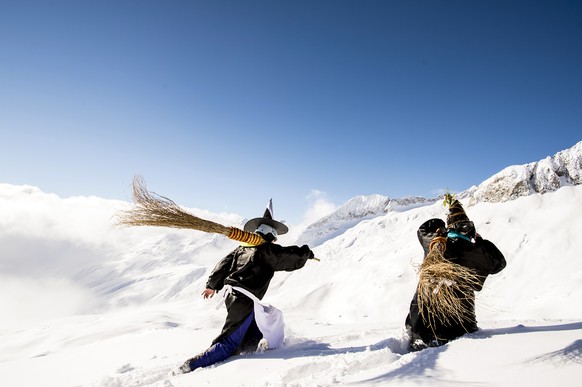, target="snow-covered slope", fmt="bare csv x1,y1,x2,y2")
1,141,582,387
1,184,581,387
0,184,244,322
